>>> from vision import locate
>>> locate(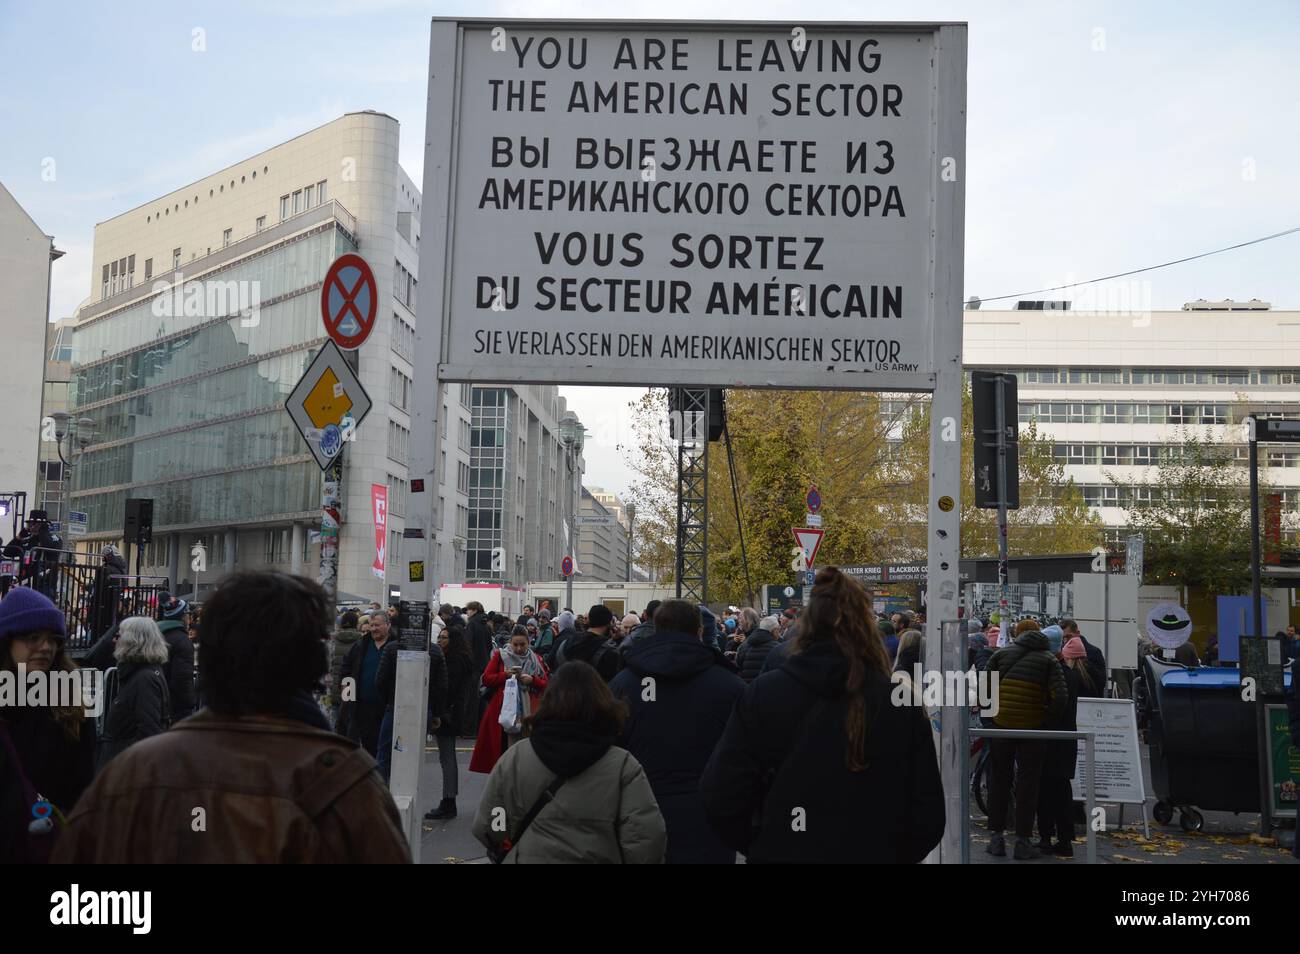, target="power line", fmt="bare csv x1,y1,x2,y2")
973,225,1300,305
